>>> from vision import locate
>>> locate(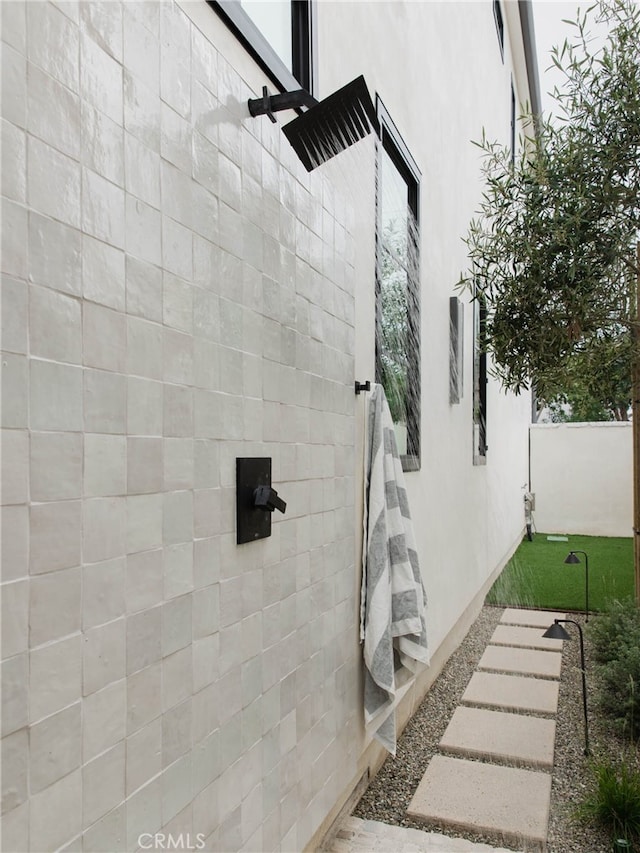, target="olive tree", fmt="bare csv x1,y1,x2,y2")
543,330,632,422
459,0,640,598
